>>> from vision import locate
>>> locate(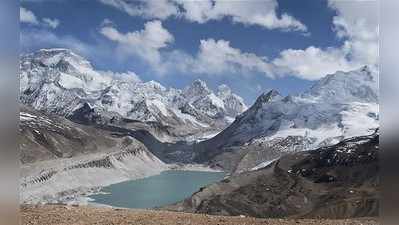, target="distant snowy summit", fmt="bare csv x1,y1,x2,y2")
20,48,247,141
226,65,378,145
196,65,379,170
